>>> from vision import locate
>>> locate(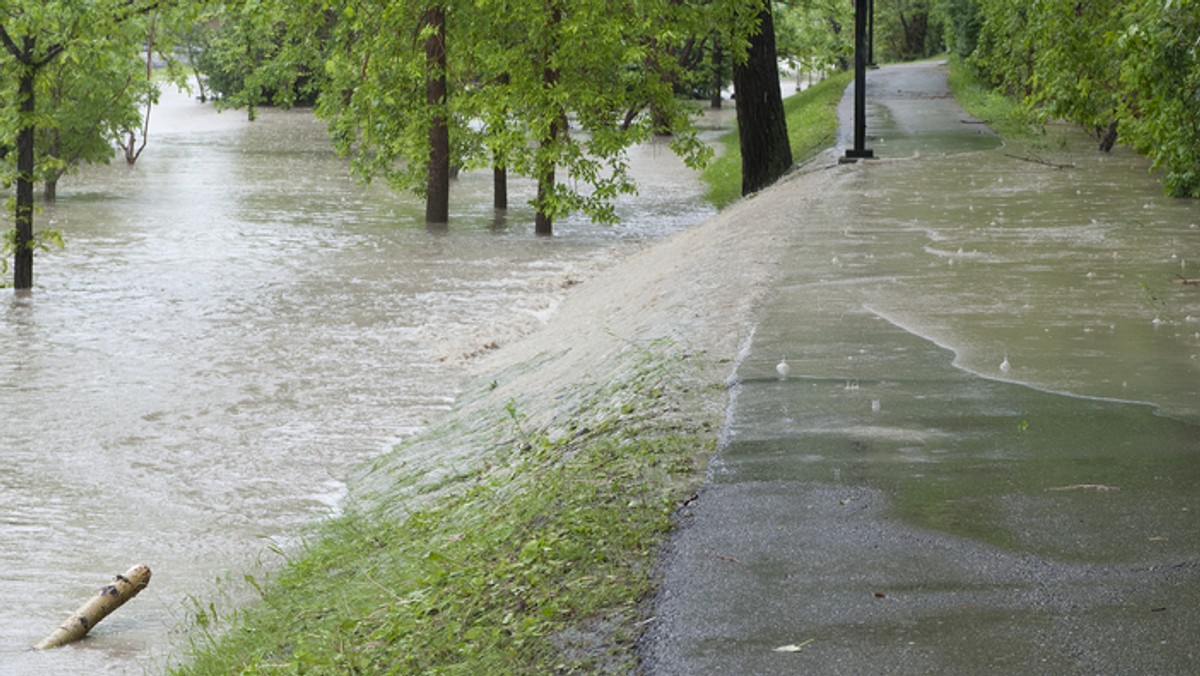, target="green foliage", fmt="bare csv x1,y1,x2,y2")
192,0,720,228
963,0,1200,197
2,1,200,286
873,0,948,62
188,1,327,116
0,224,63,286
703,70,853,208
174,348,709,674
1115,0,1200,197
945,56,1040,140
933,0,984,58
775,0,853,73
